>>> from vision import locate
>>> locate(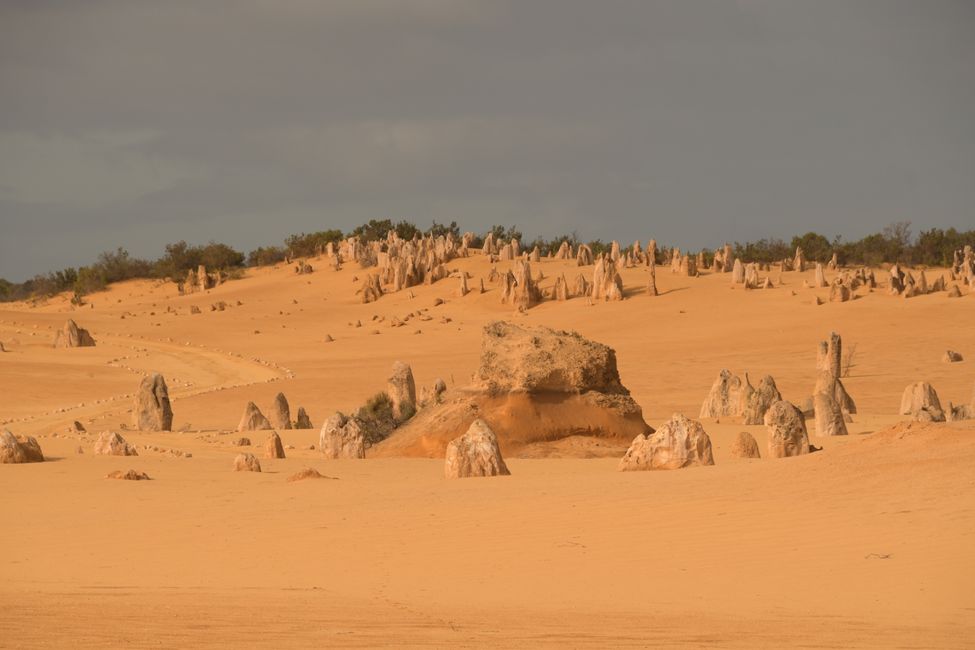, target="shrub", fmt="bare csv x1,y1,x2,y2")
355,392,397,445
